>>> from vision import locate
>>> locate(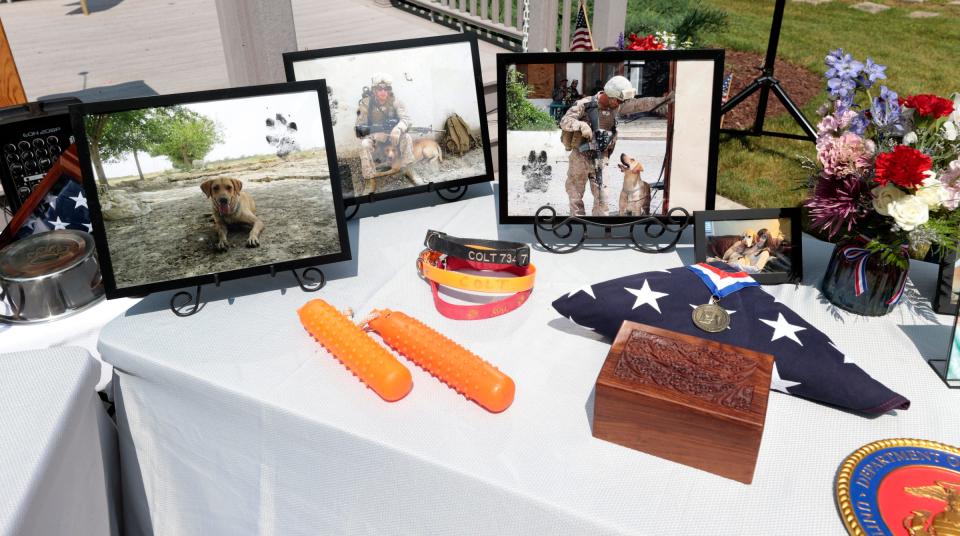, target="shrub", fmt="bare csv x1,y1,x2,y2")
625,0,727,47
506,68,558,131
